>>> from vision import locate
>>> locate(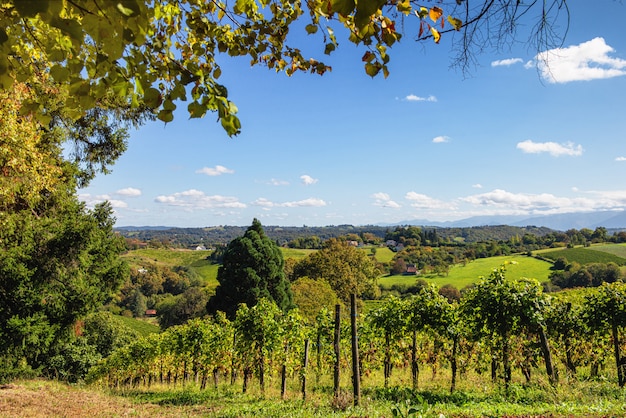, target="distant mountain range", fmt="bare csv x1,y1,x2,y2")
385,210,626,231
117,211,626,232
